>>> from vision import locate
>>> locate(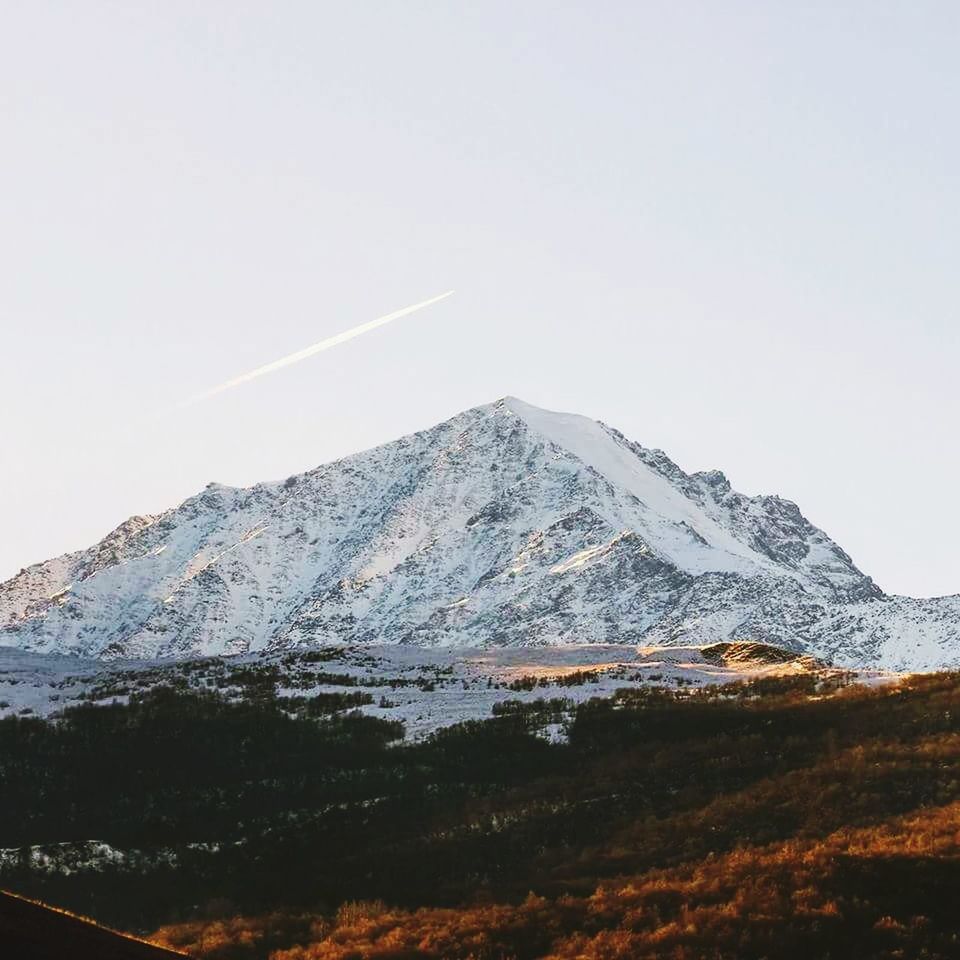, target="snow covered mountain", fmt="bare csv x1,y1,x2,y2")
1,397,957,668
